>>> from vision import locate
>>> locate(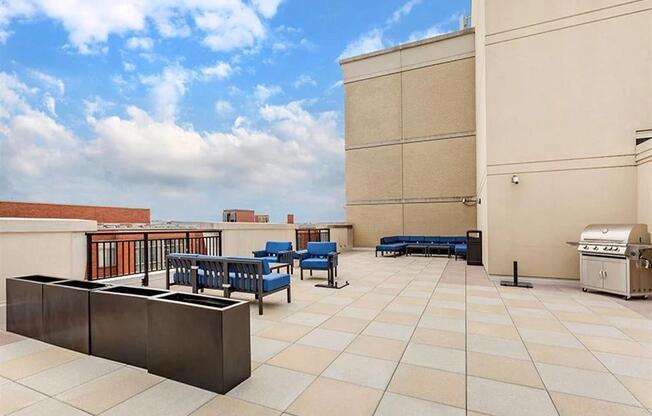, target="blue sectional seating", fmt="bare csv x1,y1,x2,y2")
168,253,291,315
375,235,467,258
